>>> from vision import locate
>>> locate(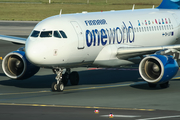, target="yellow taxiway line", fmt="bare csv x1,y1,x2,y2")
0,83,133,96
0,103,155,111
